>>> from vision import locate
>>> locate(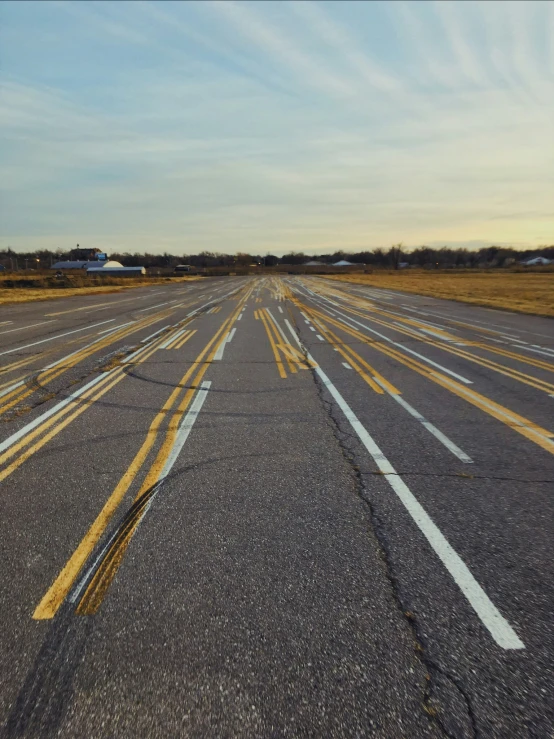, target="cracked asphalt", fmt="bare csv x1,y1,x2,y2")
0,275,552,737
